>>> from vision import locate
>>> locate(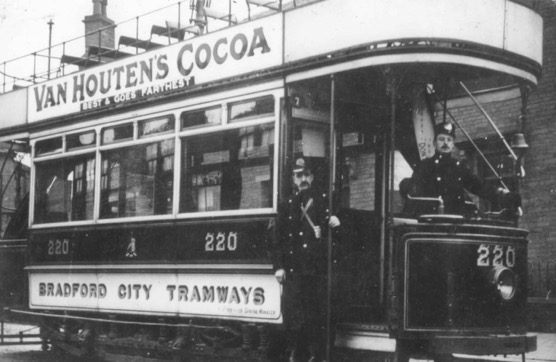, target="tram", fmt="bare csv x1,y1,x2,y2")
0,0,542,361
